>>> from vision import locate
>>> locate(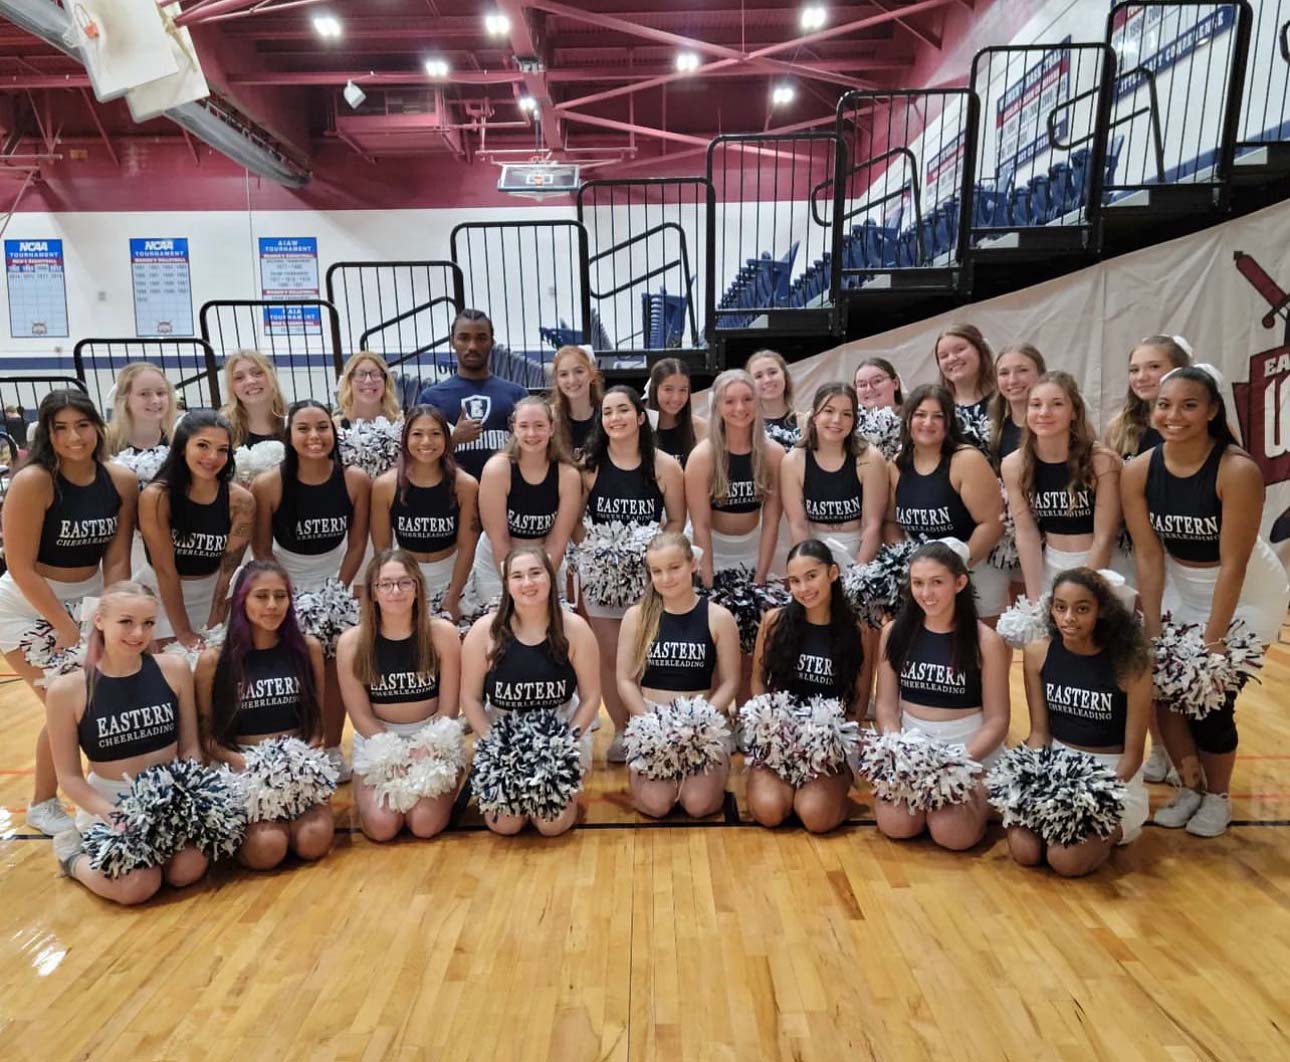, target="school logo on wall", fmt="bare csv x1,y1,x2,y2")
462,395,493,423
